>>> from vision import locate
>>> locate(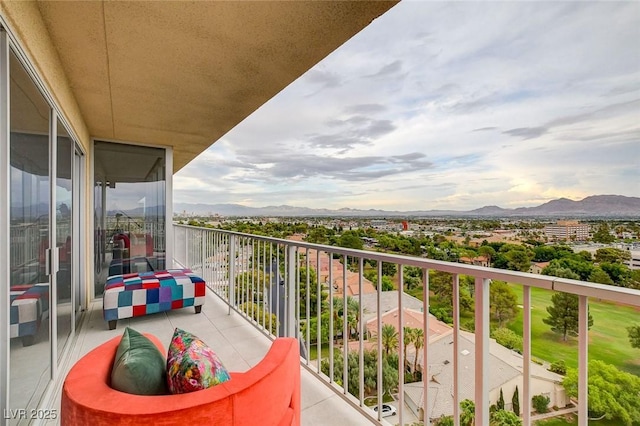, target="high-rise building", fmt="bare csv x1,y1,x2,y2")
544,220,590,241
